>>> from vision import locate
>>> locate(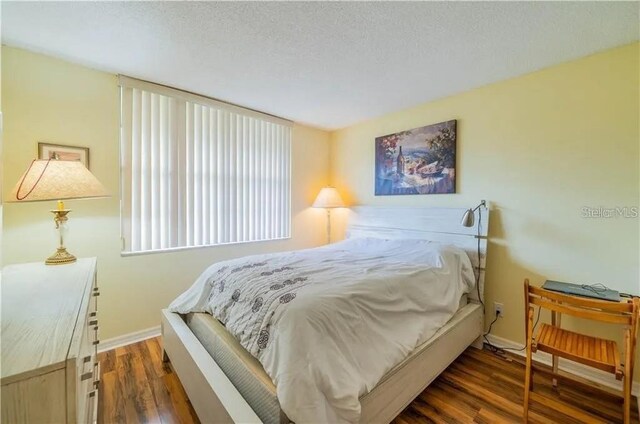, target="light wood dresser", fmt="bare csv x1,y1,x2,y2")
1,258,100,424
